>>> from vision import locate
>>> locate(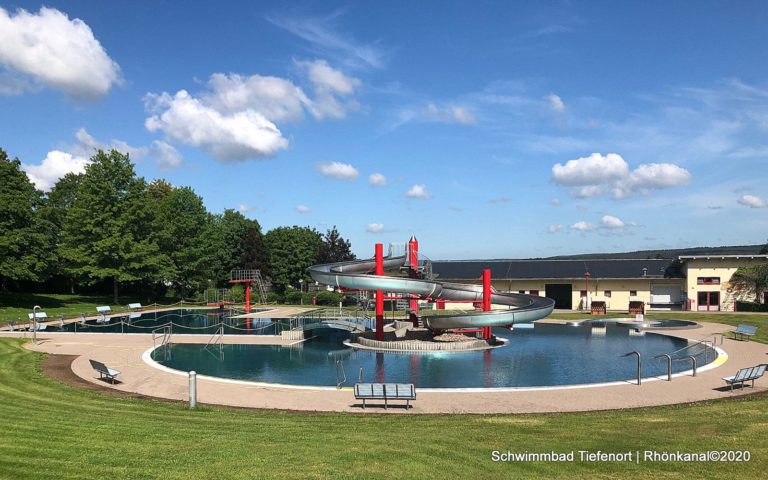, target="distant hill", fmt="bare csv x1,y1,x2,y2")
543,245,765,260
